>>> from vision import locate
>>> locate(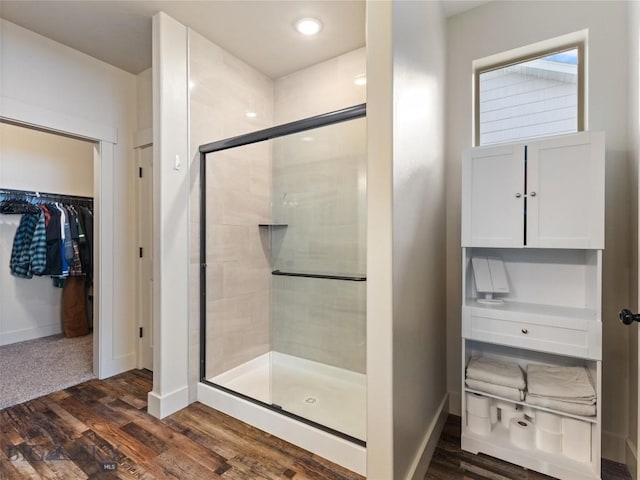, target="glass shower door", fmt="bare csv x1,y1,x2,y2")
269,117,367,442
